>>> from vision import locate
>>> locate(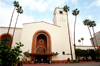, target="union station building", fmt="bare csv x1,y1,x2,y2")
0,7,94,63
